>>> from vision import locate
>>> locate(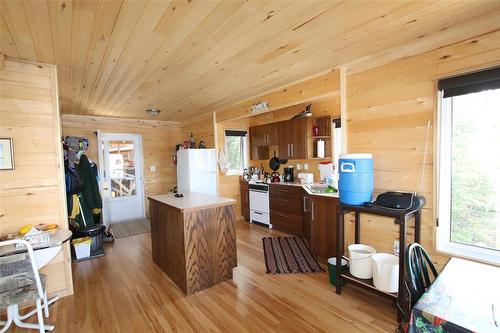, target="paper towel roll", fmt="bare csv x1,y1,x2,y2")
317,139,325,158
